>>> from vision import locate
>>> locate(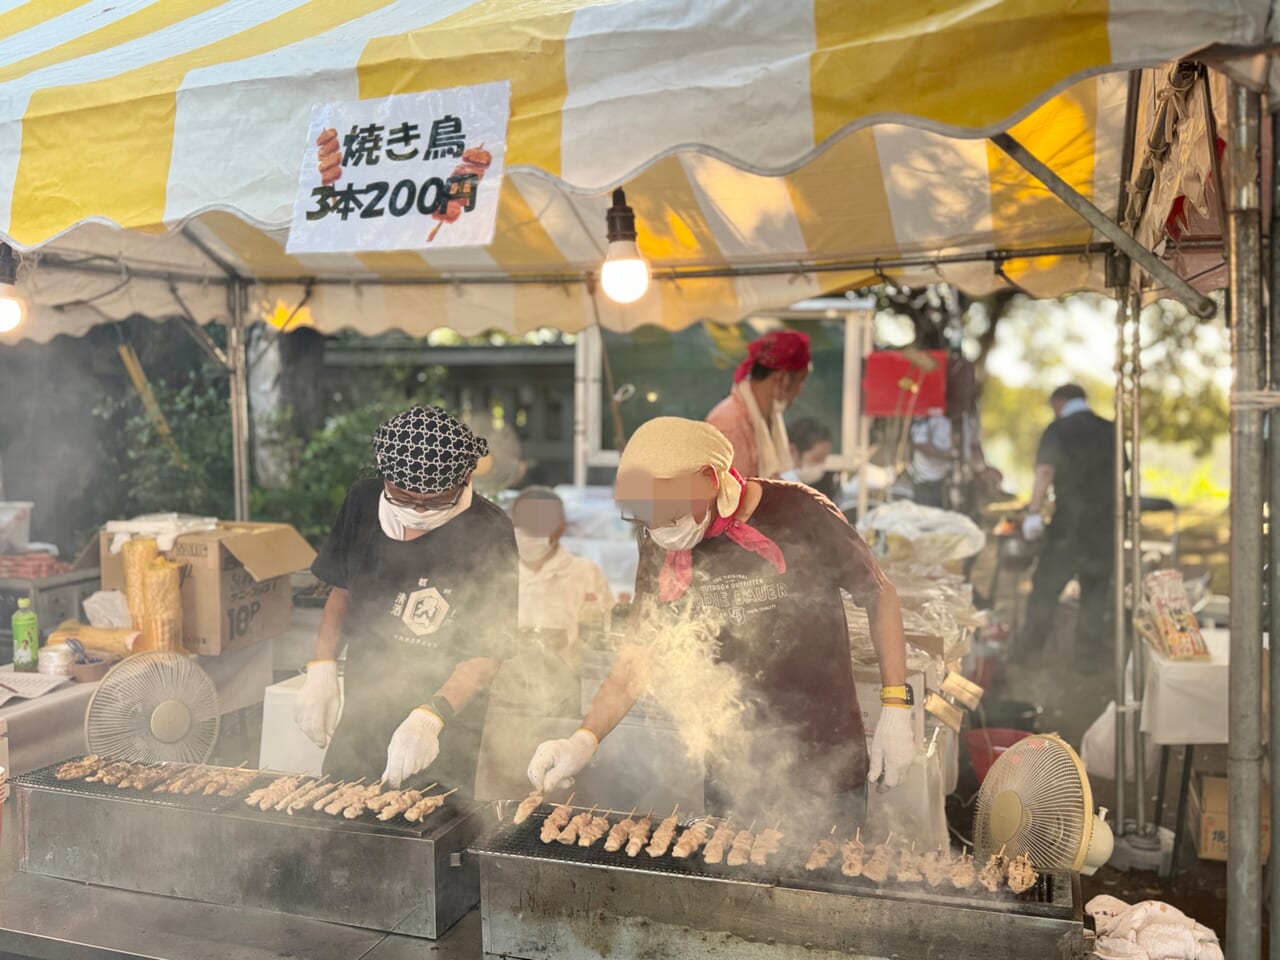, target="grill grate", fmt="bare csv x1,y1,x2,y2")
13,761,258,814
473,807,1073,919
237,785,472,838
